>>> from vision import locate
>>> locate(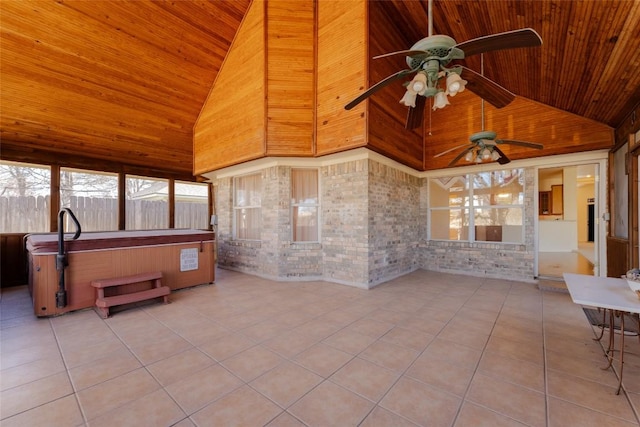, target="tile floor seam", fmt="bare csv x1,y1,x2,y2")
47,314,91,426
542,289,552,427
578,332,640,425
0,357,67,392
255,291,444,426
242,367,329,421
543,293,640,426
546,393,640,425
144,345,216,386
448,277,518,426
248,352,349,413
142,306,240,347
376,376,464,427
459,401,539,427
83,384,176,424
296,378,375,426
352,276,504,426
168,372,246,418
101,307,175,366
89,308,208,424
545,363,620,388
572,320,640,424
0,392,79,423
